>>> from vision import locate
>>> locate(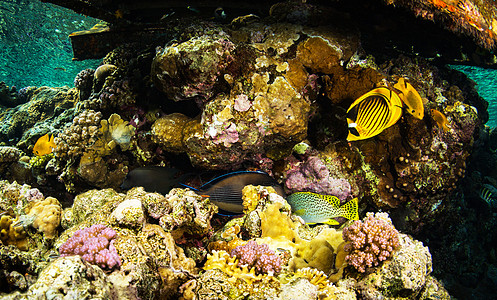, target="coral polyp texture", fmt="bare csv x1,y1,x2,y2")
230,240,282,274
59,224,121,270
342,212,400,273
